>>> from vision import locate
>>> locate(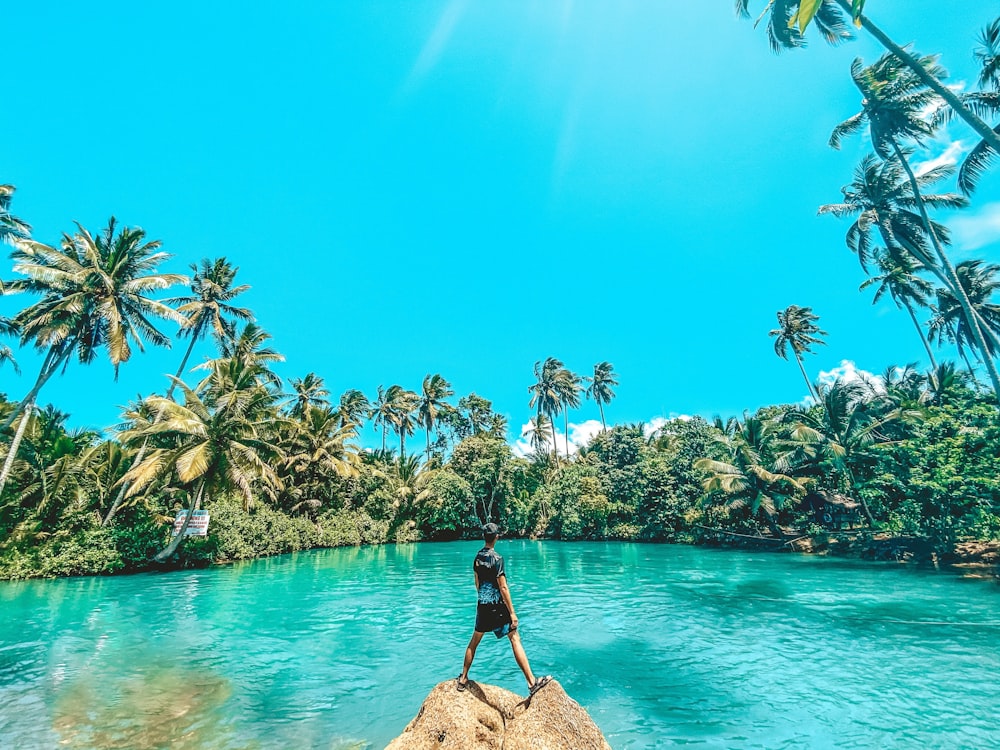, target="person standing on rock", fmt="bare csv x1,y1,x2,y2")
457,522,551,696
